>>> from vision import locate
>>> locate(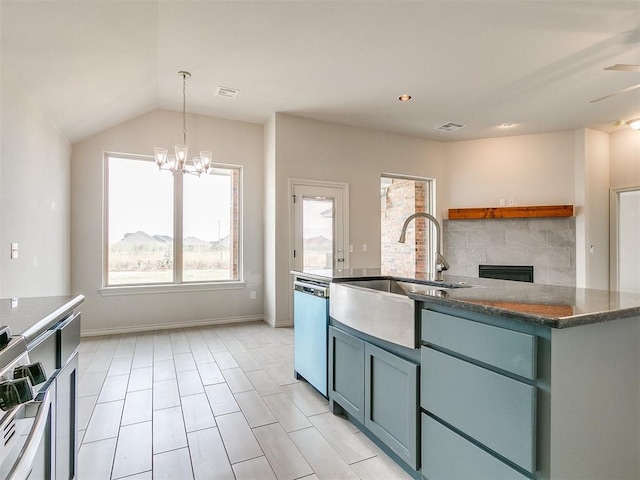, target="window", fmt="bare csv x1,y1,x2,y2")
380,174,435,278
104,153,240,287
